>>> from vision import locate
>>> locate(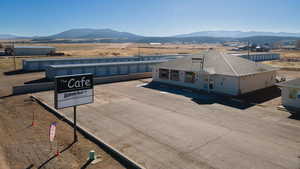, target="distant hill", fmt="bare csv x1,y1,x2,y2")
0,34,19,40
3,28,297,45
175,31,300,38
38,28,143,40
